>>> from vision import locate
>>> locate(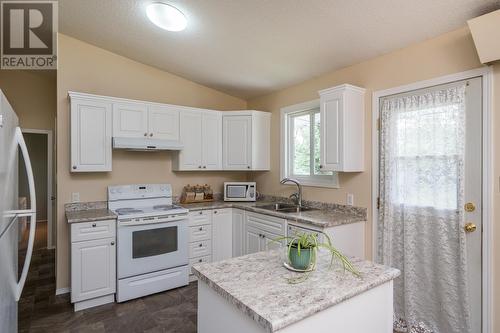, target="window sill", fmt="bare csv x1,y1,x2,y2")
281,179,340,189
